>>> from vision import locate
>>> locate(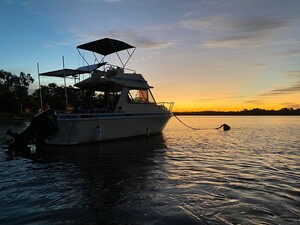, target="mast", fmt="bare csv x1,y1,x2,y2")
62,56,68,110
37,62,43,111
